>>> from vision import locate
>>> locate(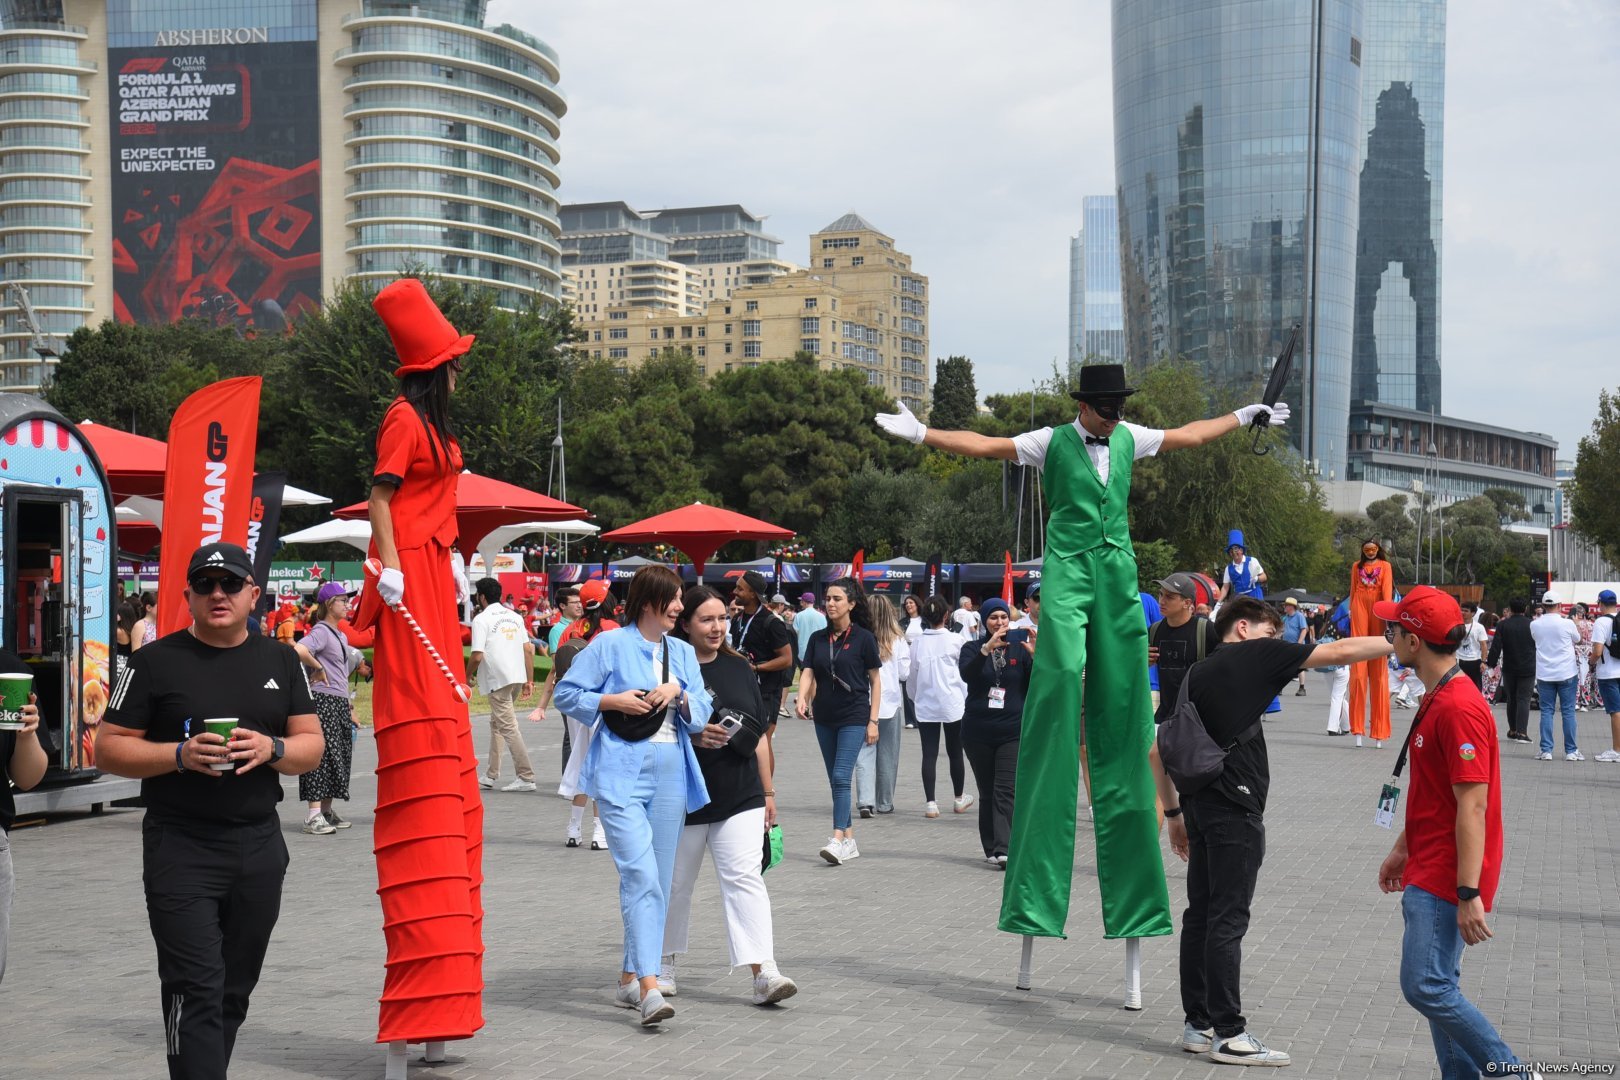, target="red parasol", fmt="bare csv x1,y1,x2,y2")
334,469,586,553
77,421,168,498
600,502,793,575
